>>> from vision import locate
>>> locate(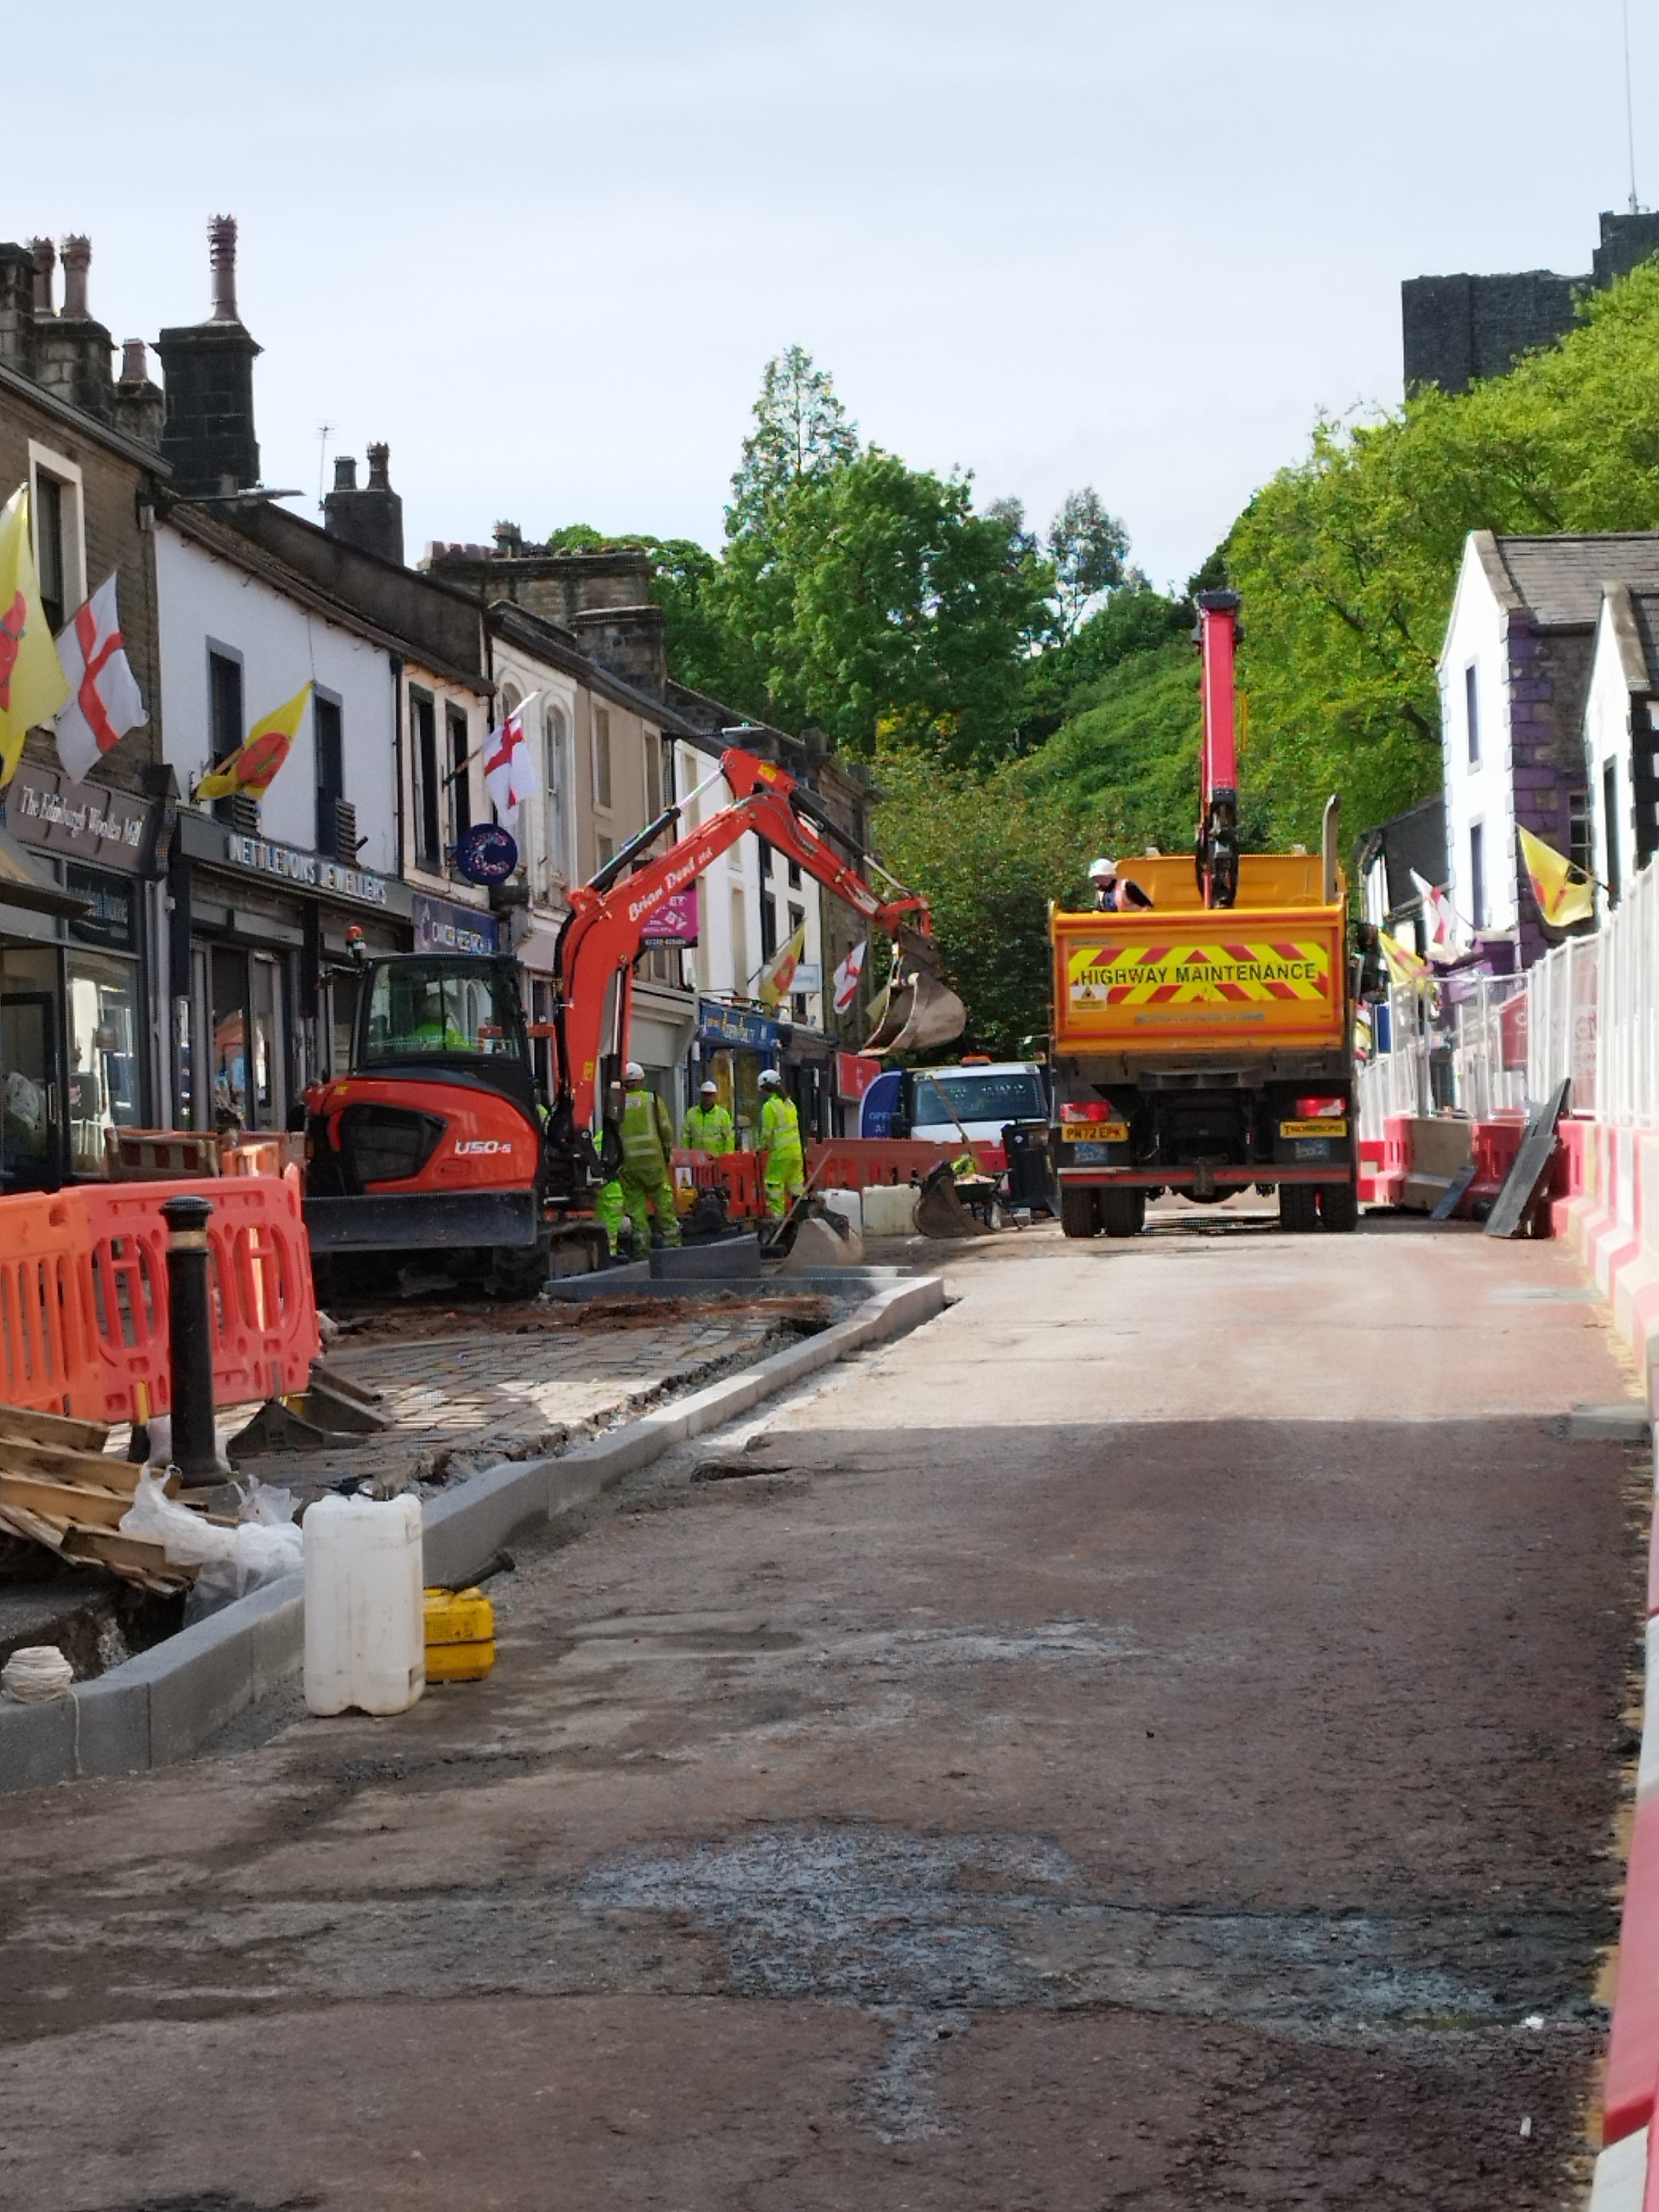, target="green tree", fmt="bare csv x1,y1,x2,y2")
1047,487,1128,639
728,345,860,531
1230,259,1659,842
